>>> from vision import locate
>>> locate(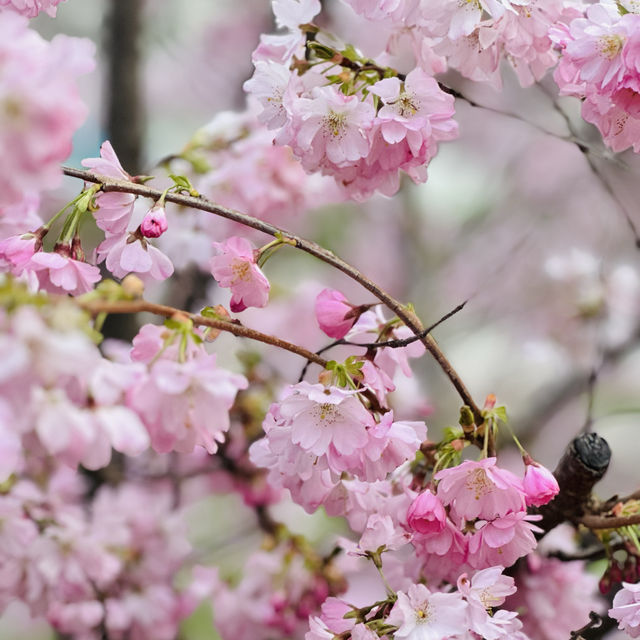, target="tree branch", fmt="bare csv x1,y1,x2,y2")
536,432,611,535
78,298,328,367
63,166,484,424
581,512,640,530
